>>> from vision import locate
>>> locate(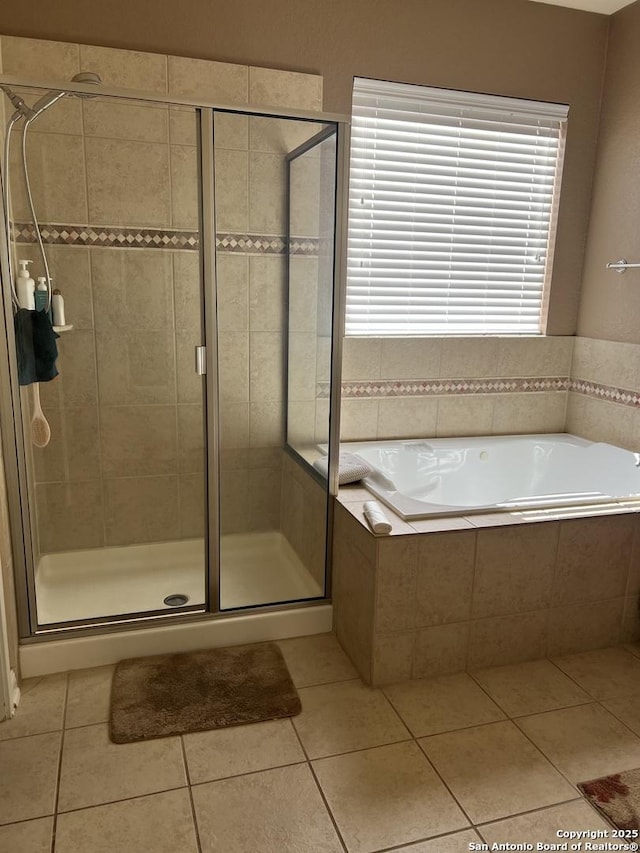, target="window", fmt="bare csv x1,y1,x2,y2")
346,78,568,336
